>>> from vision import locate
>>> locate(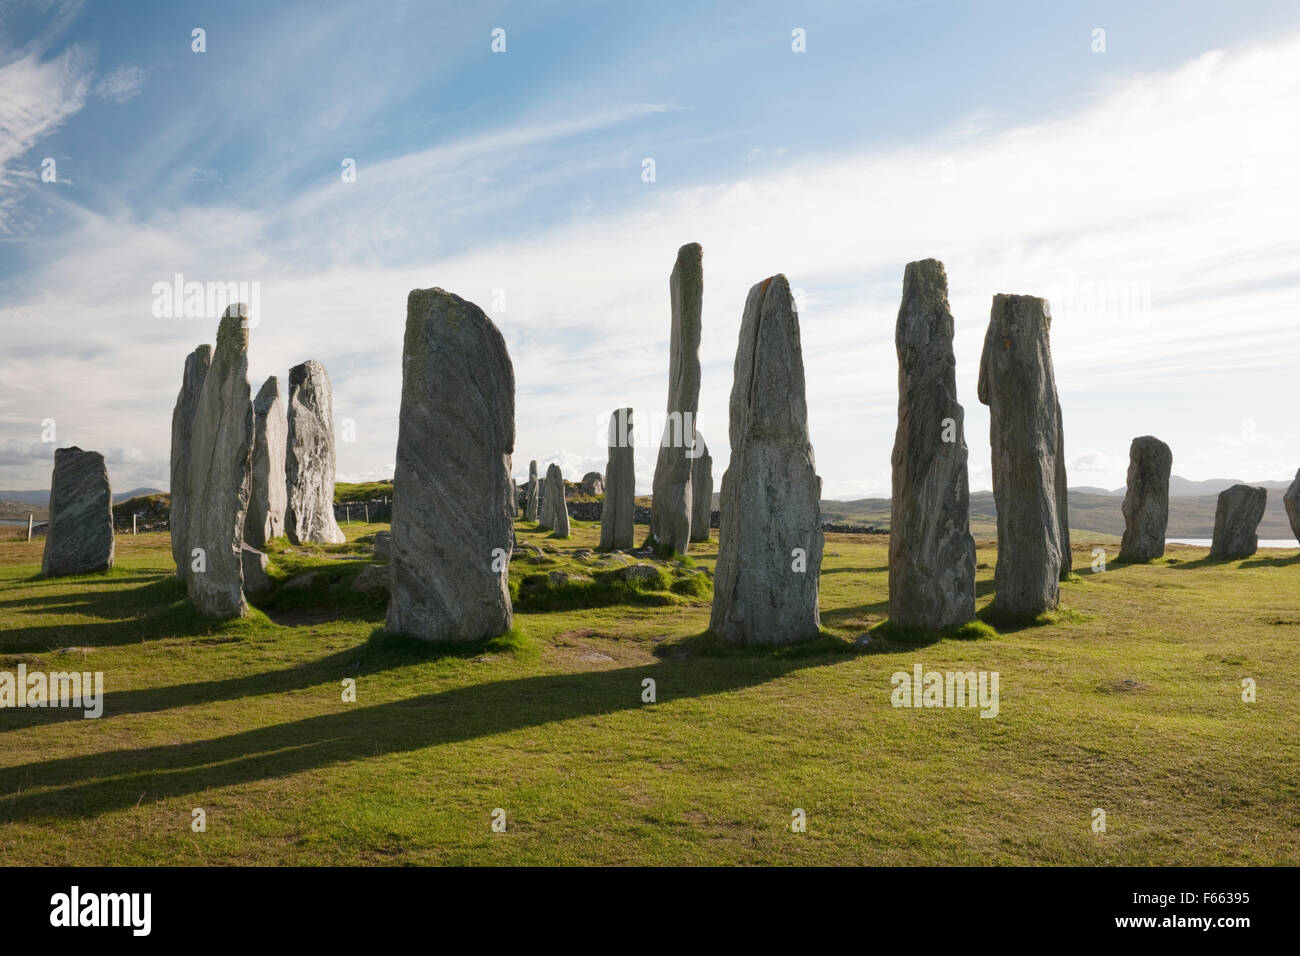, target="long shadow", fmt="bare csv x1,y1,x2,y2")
1240,552,1300,569
0,651,837,822
821,566,889,575
0,576,160,598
